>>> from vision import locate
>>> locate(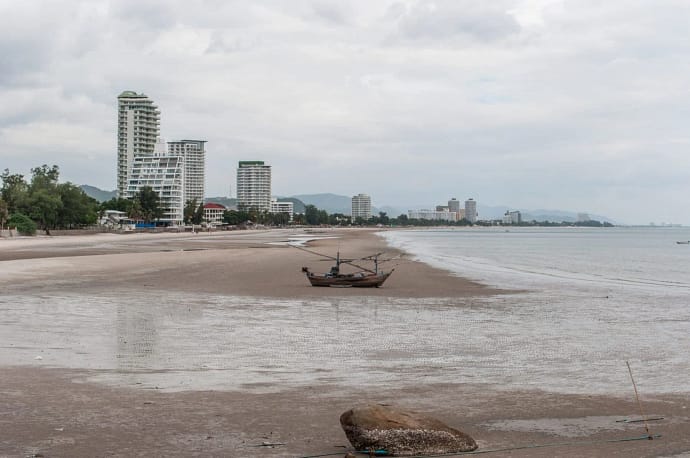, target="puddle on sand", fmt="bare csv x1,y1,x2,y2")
482,416,651,437
0,291,688,395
